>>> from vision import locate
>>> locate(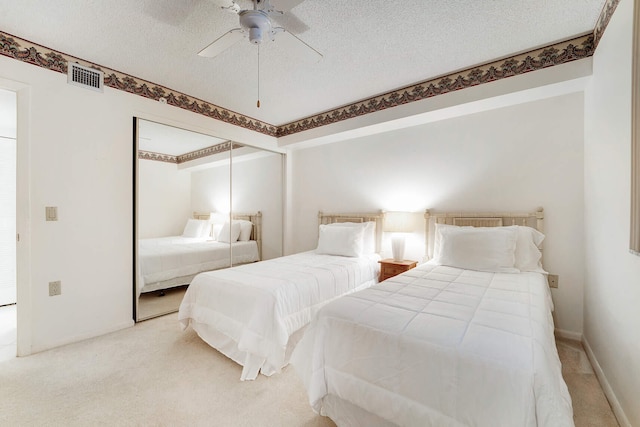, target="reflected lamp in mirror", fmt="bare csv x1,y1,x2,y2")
209,212,228,224
383,212,412,261
209,212,228,240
